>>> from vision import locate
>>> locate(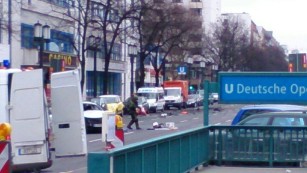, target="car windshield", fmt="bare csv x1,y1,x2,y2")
138,93,157,99
188,95,196,99
165,89,180,96
101,97,119,103
83,103,103,111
